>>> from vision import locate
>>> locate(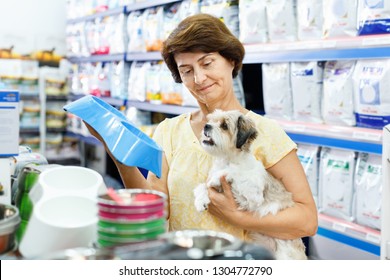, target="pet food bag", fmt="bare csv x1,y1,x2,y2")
319,147,356,222
352,59,390,129
290,61,324,123
358,0,390,35
322,0,358,38
296,0,323,41
239,0,268,44
262,63,293,120
355,152,382,230
322,60,356,126
297,144,320,206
